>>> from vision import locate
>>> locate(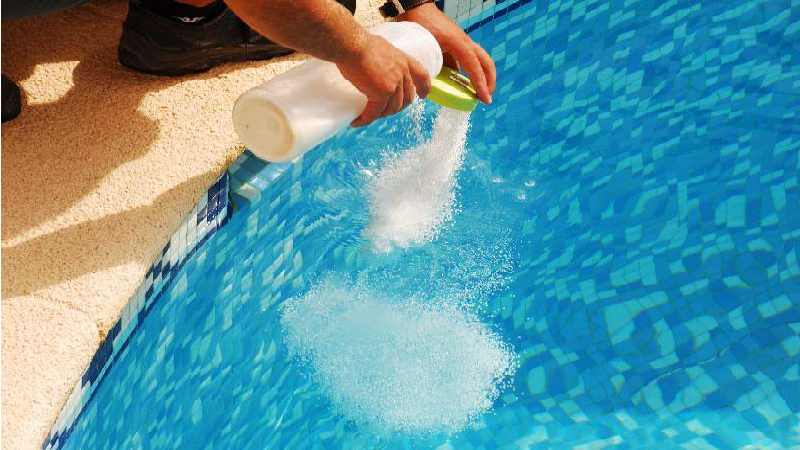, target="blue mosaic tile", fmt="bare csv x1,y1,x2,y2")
45,0,800,449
